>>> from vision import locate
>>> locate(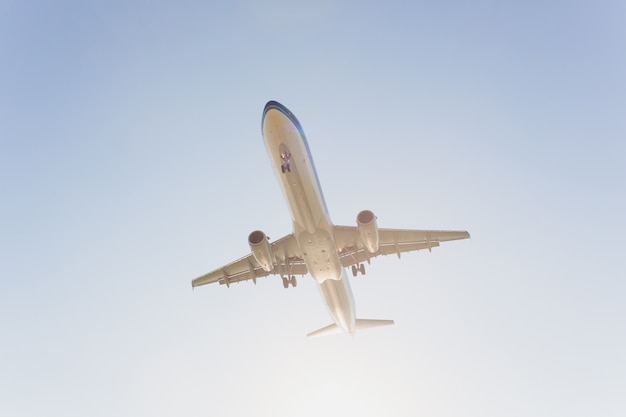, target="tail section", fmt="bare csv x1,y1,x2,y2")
307,319,394,338
306,323,342,338
355,318,395,330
